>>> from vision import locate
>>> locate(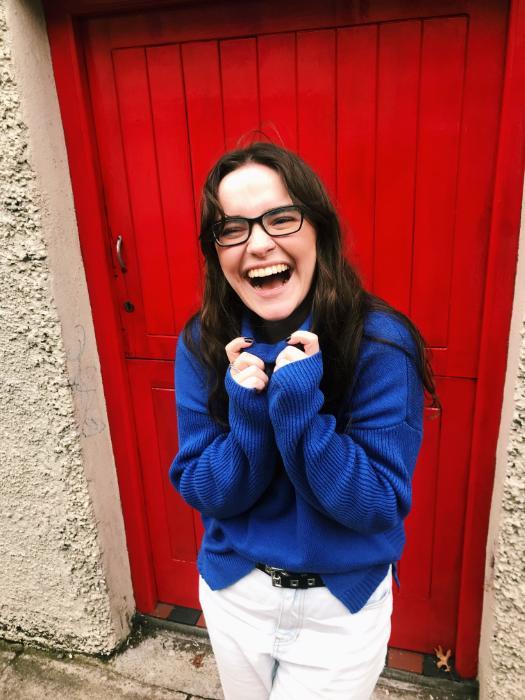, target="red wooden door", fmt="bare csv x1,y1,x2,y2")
79,0,508,662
